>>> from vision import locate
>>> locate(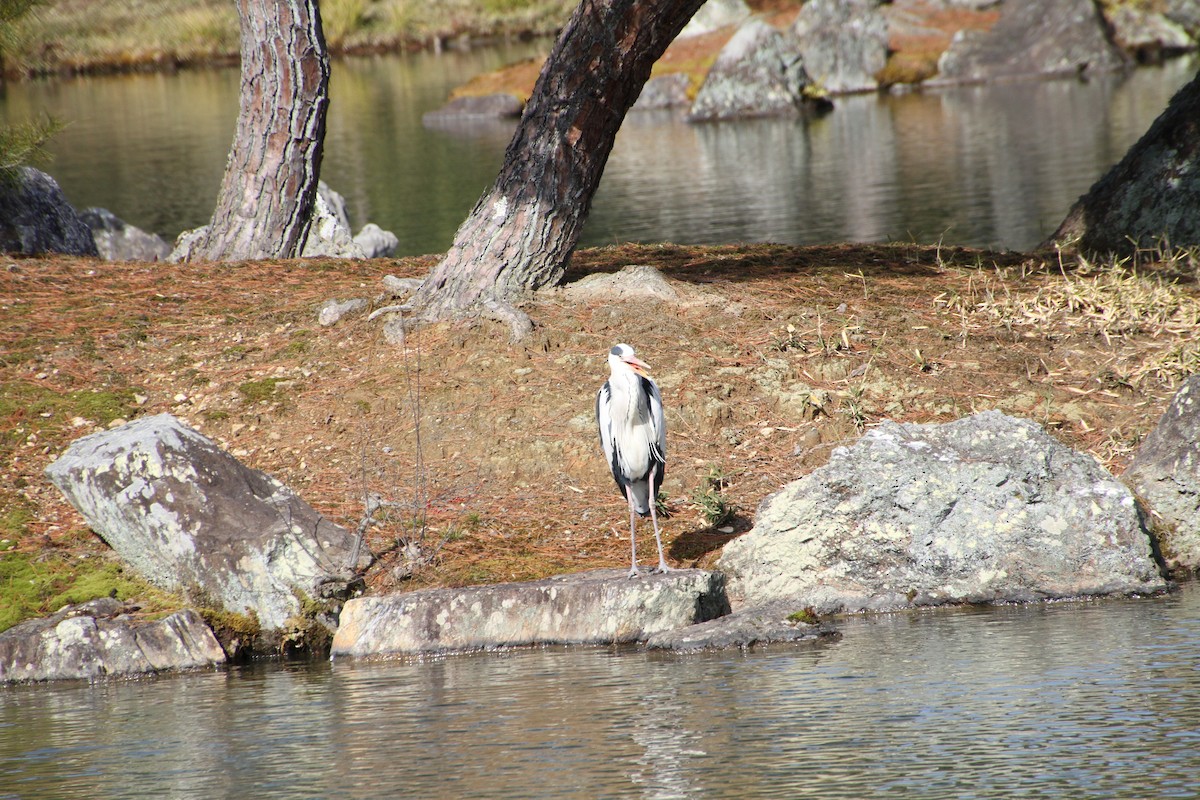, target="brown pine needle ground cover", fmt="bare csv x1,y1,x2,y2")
2,242,1198,628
